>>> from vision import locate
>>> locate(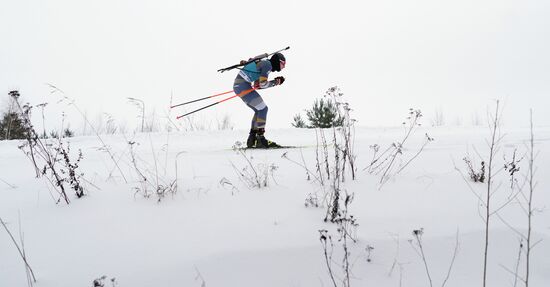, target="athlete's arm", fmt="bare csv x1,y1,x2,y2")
254,61,283,89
